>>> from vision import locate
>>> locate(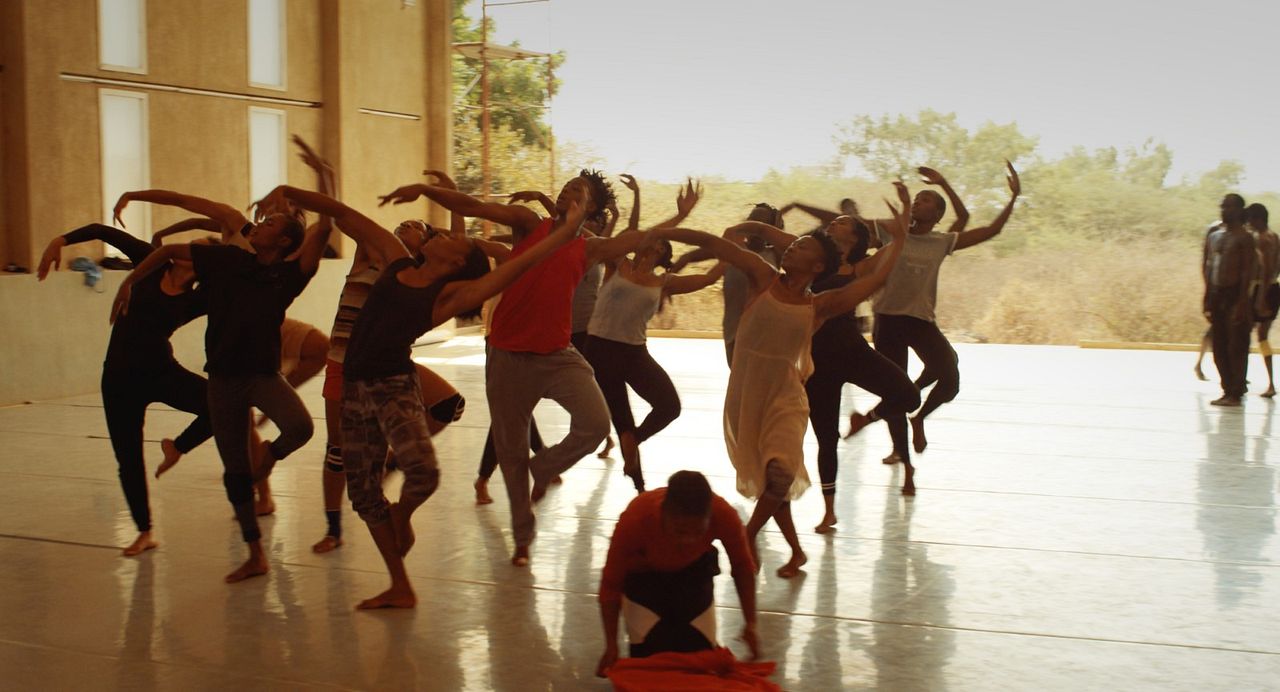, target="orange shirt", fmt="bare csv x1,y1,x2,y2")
599,489,755,606
488,217,587,353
